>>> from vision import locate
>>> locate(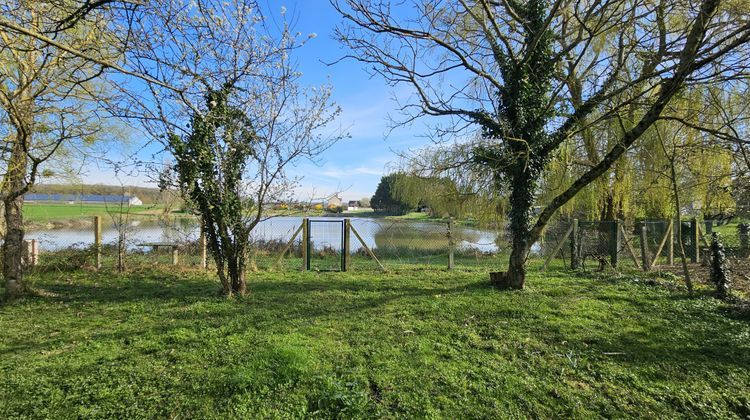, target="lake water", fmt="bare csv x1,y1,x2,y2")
26,216,507,254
